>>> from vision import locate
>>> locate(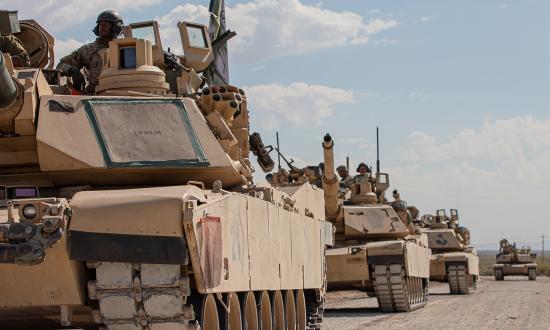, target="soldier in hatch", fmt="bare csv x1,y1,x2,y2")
390,189,410,226
392,189,401,201
336,165,352,188
353,162,372,183
0,10,30,67
57,10,124,94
